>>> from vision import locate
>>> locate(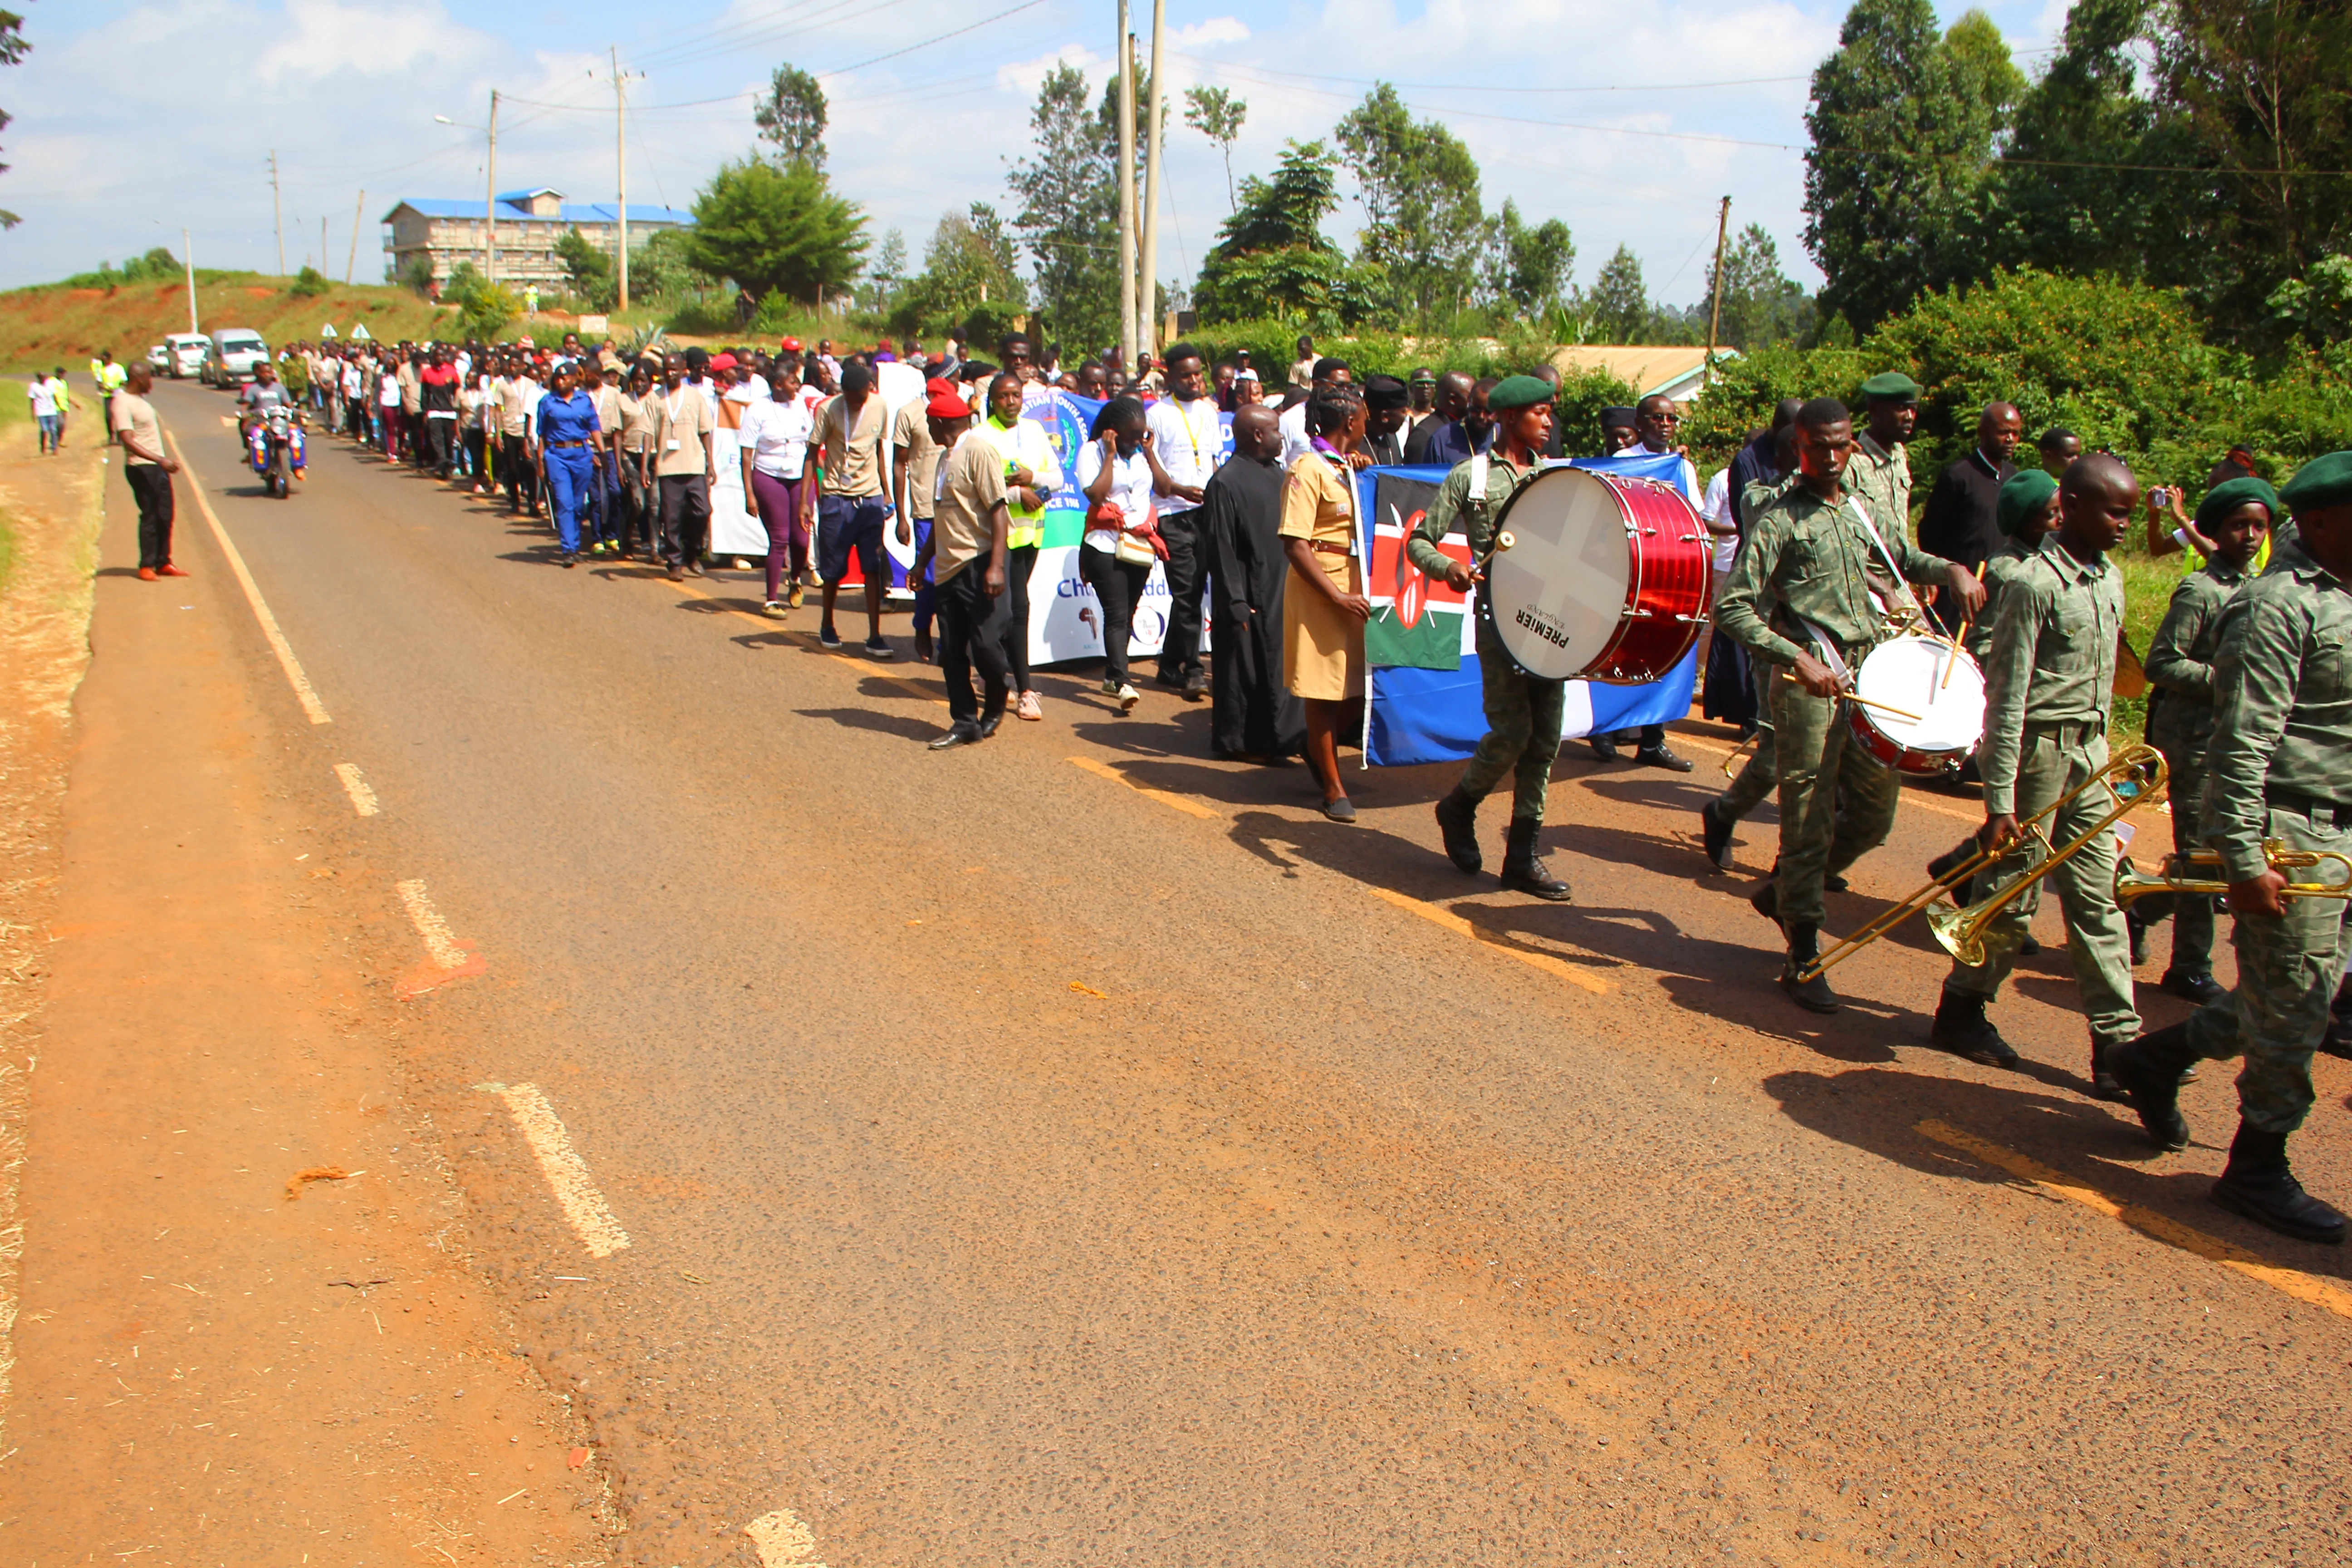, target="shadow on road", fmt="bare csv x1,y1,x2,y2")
791,706,941,743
